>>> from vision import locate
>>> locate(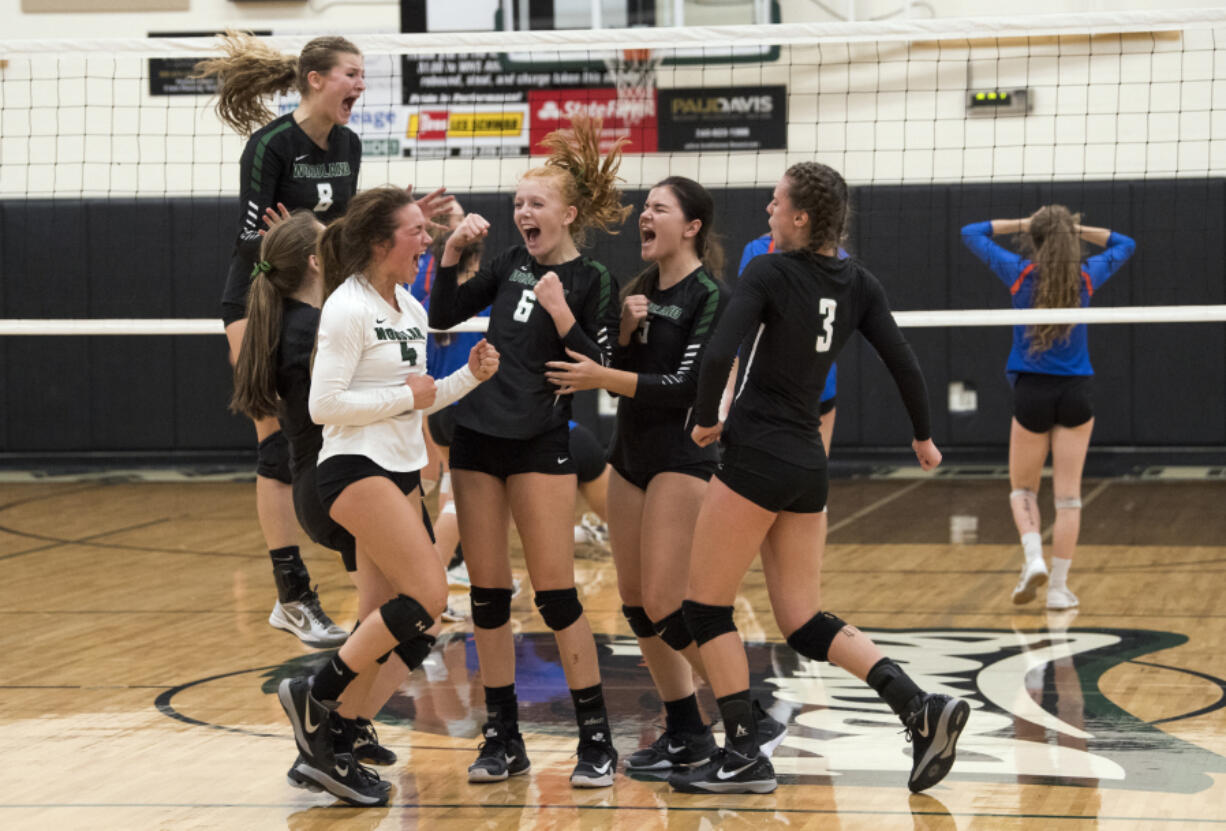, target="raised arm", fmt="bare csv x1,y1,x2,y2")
429,215,499,330
960,221,1028,287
